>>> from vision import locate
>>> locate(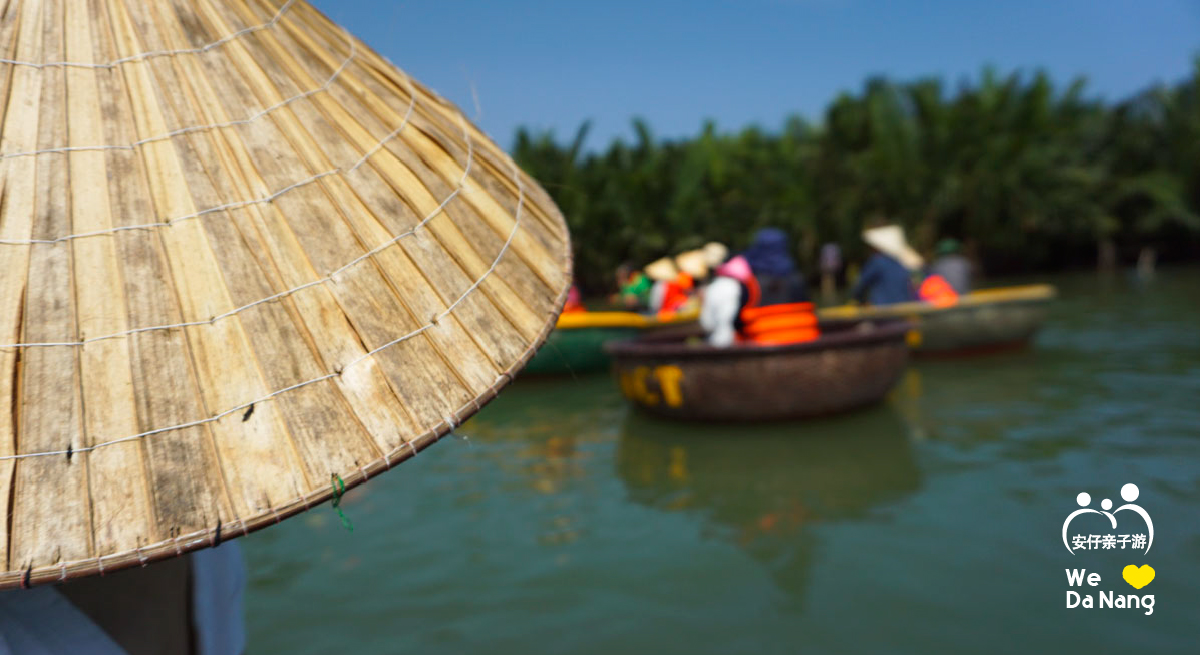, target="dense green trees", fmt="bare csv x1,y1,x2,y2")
513,64,1200,293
